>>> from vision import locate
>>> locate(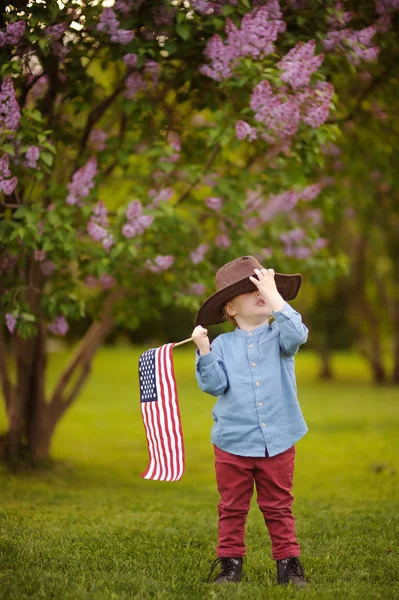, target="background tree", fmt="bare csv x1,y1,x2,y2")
0,0,396,466
299,0,399,382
